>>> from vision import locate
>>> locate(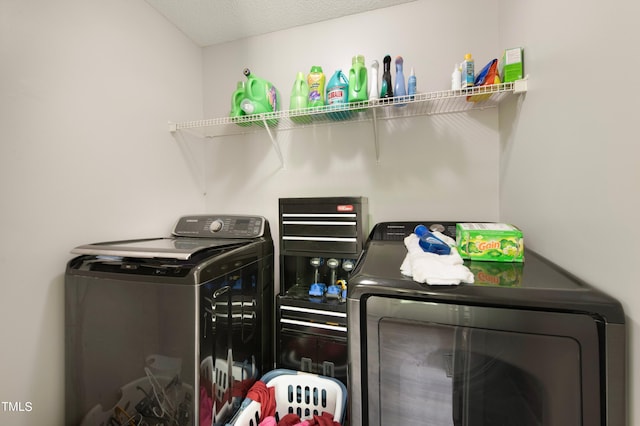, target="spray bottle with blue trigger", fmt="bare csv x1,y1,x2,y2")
414,224,451,255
